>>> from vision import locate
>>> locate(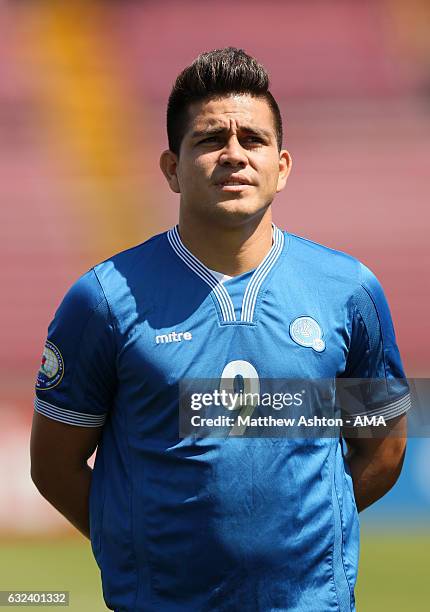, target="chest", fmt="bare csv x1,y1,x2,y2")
116,281,350,388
